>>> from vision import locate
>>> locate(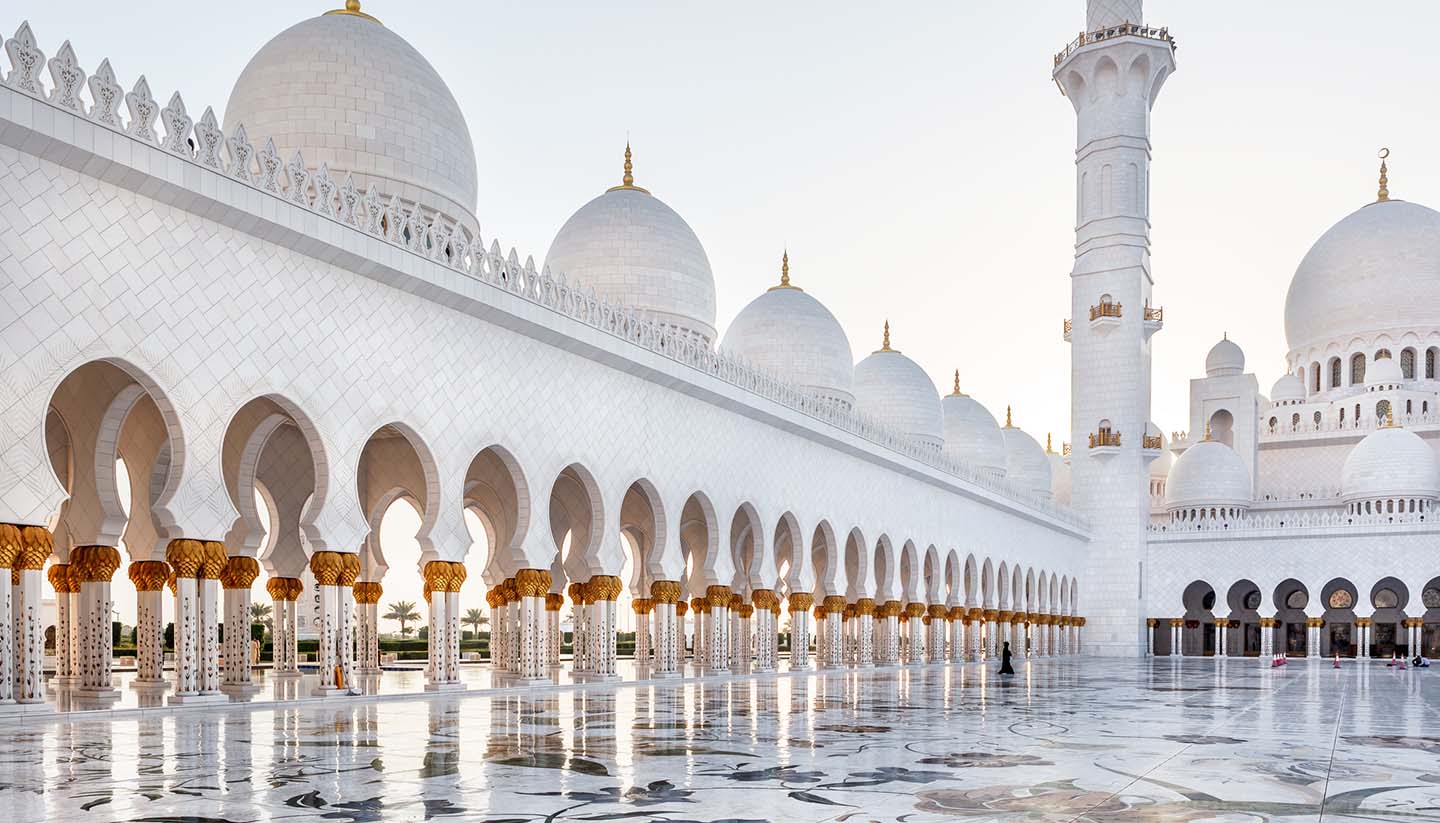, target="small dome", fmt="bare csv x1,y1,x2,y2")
1270,374,1305,404
224,5,478,232
1366,355,1404,386
1147,423,1173,478
544,148,717,343
1164,439,1251,511
852,324,943,450
1046,443,1071,505
1206,336,1245,377
940,373,1007,478
721,254,854,408
1000,411,1052,499
1340,425,1440,502
1284,197,1440,354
